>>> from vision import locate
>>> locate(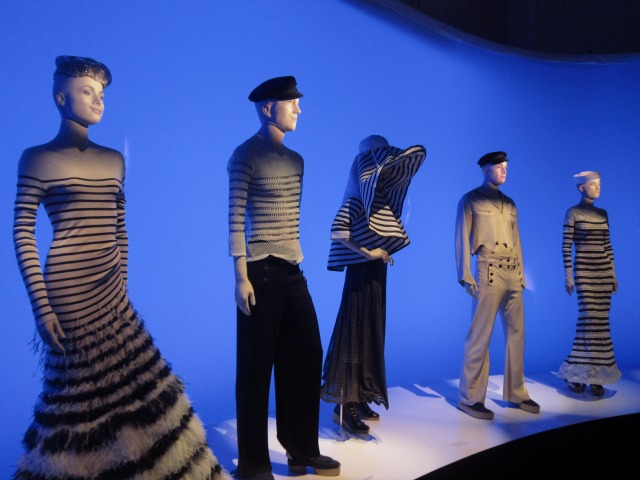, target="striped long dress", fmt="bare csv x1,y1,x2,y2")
321,144,426,408
556,204,621,385
13,144,227,480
